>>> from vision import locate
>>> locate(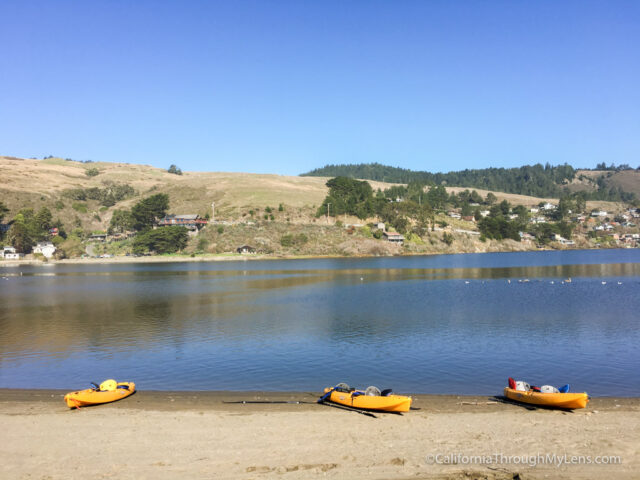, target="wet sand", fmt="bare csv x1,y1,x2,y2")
1,389,638,479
